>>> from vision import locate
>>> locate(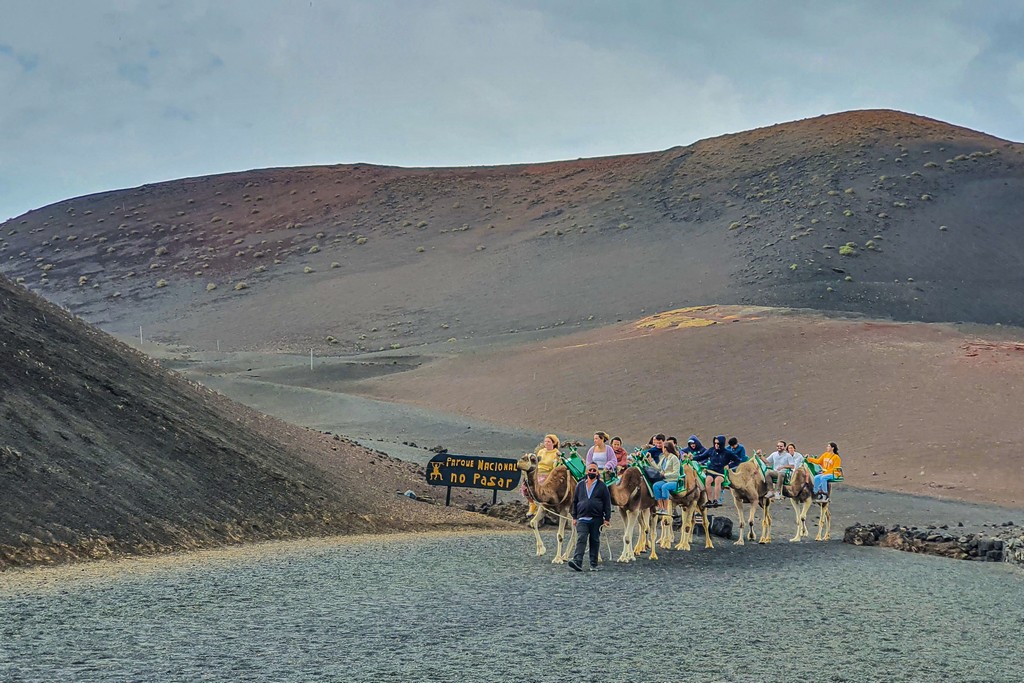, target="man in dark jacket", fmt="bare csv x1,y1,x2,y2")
696,435,742,508
568,463,613,572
